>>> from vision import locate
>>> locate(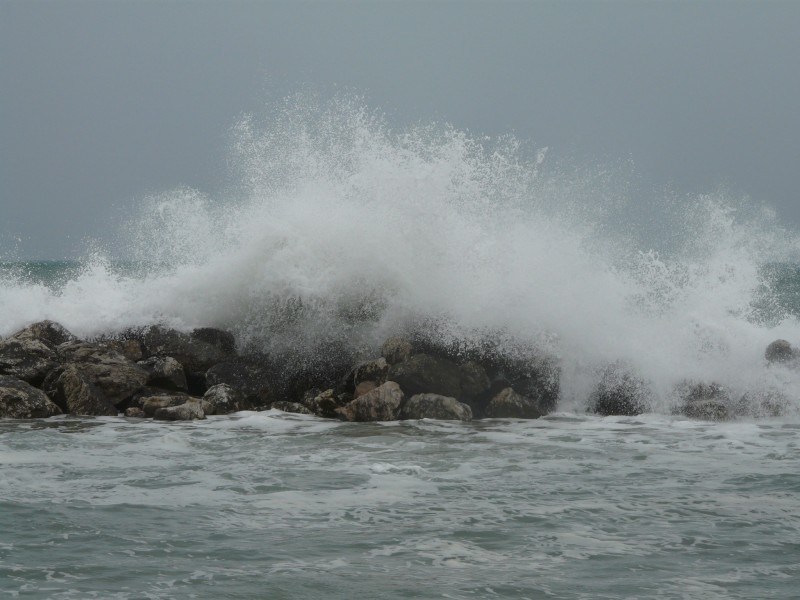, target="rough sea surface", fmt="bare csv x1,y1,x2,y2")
2,411,798,599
